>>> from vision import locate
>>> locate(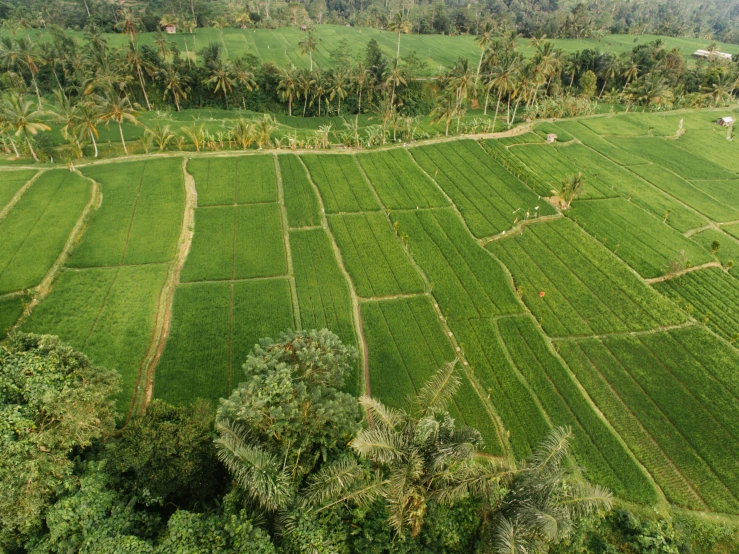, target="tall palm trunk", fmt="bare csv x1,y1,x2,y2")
511,99,521,128
355,84,362,143
9,137,19,158
89,129,98,157
25,135,39,162
137,67,151,110
475,49,484,86
396,33,401,59
599,77,609,98
32,75,43,109
303,93,308,116
492,95,501,132
118,122,128,155
483,89,490,114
